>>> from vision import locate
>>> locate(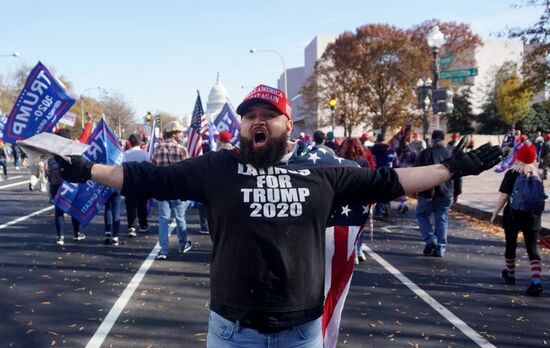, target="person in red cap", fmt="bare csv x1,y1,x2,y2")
410,131,427,153
54,84,502,347
491,143,545,296
216,130,234,151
